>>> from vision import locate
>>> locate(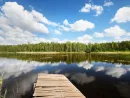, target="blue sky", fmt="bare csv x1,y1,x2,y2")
0,0,130,44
